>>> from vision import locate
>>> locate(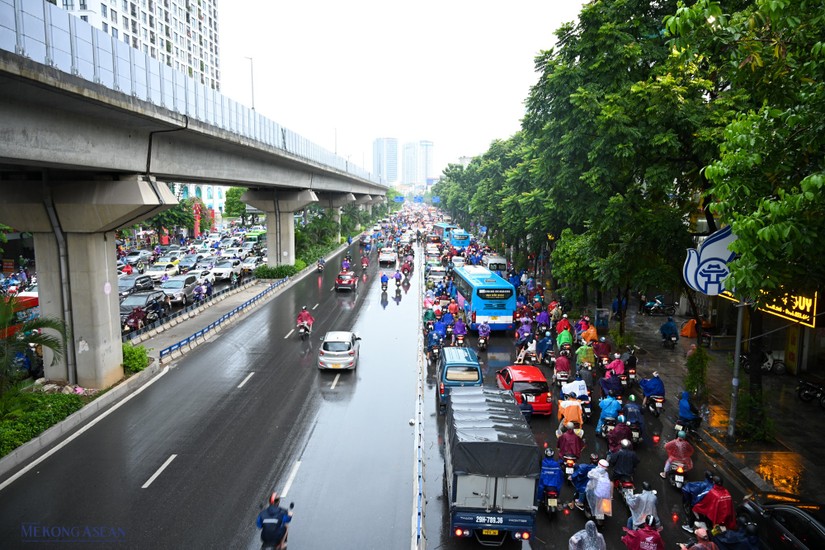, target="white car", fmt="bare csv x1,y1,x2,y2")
222,247,247,260
211,259,242,280
145,262,179,282
192,268,216,285
317,331,361,370
378,247,398,266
